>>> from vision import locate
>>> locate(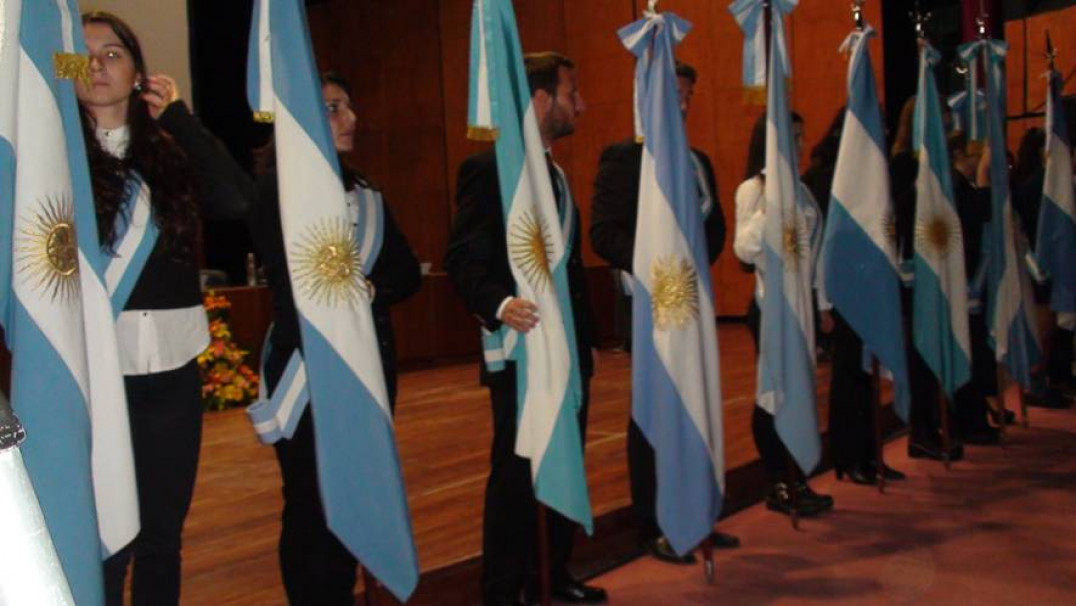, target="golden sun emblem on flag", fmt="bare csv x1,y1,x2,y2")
53,52,91,86
650,255,699,330
291,218,369,307
16,194,80,303
782,215,810,272
509,209,554,293
915,213,961,260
